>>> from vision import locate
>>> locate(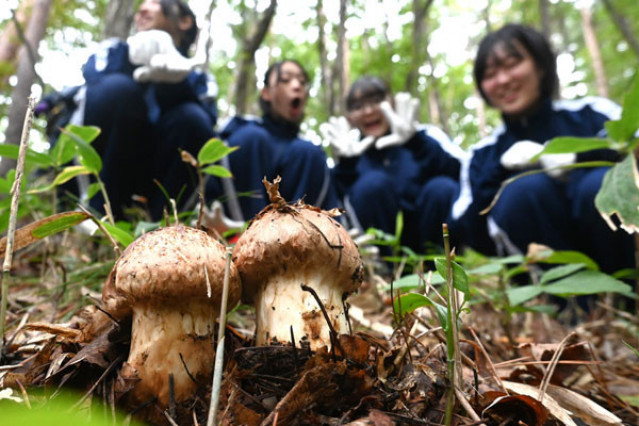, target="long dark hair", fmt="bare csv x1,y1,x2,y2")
474,23,559,105
160,0,197,55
